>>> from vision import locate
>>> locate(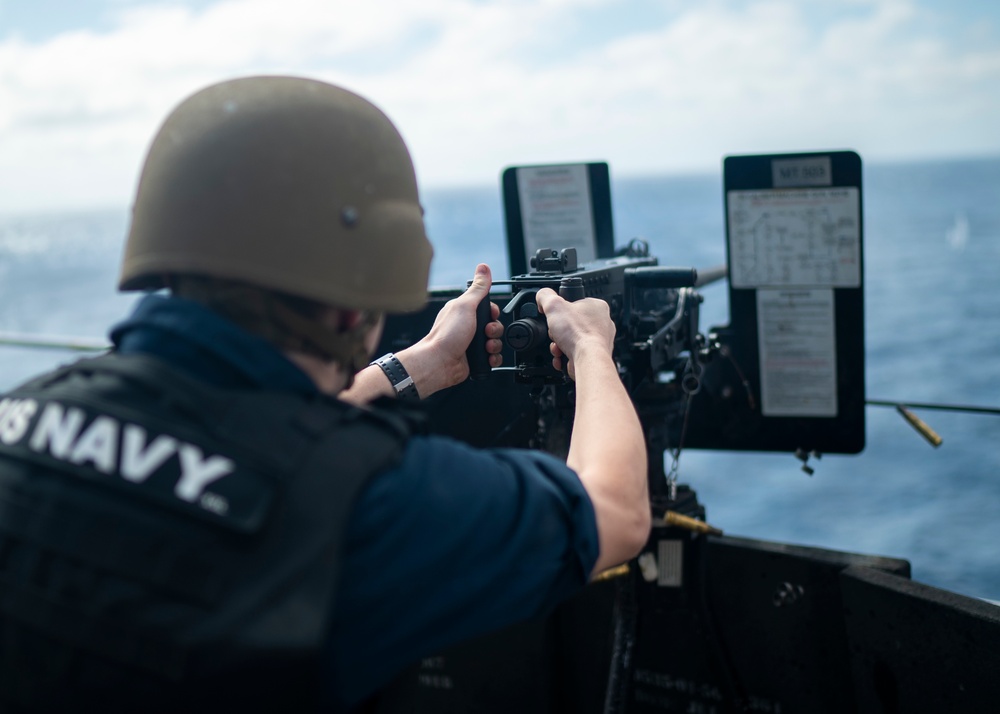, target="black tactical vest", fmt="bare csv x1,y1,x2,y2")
0,353,414,713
